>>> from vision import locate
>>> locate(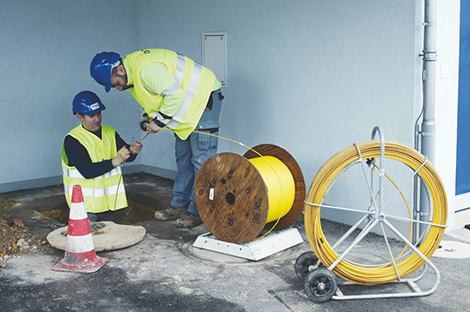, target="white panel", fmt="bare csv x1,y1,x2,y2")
193,228,303,261
202,32,227,87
